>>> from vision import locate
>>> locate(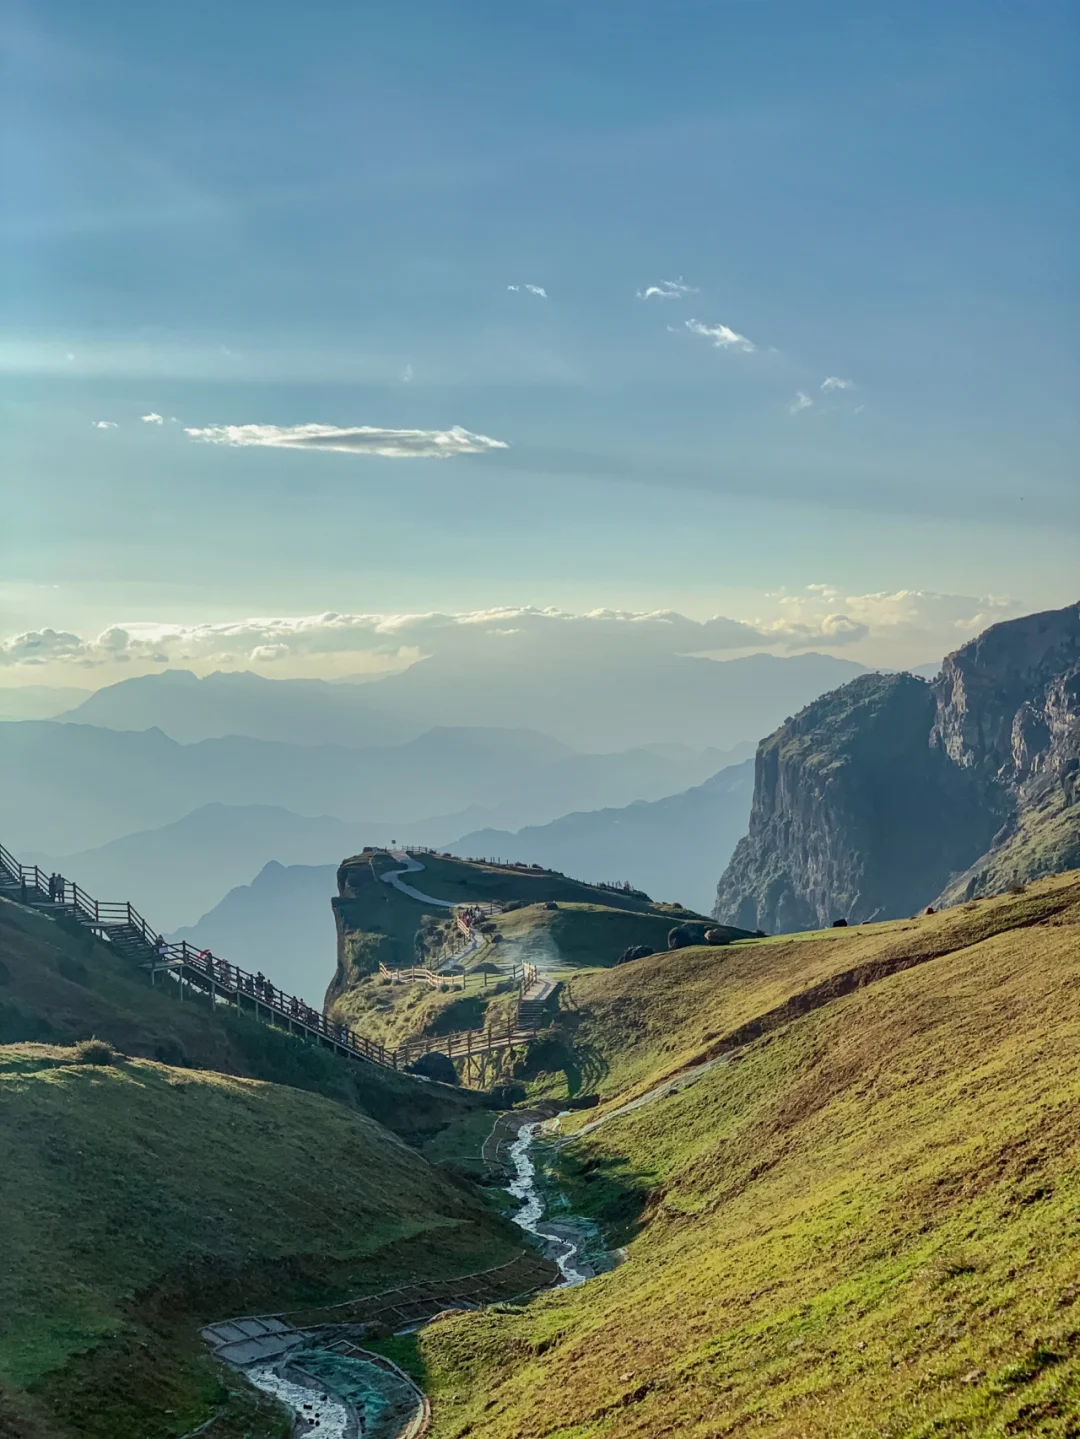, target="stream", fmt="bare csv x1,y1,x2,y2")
505,1120,597,1287
224,1118,599,1435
